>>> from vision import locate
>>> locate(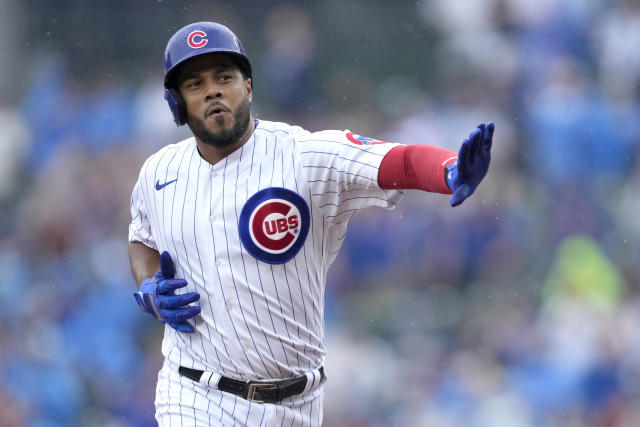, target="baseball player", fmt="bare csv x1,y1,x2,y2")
128,21,494,426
